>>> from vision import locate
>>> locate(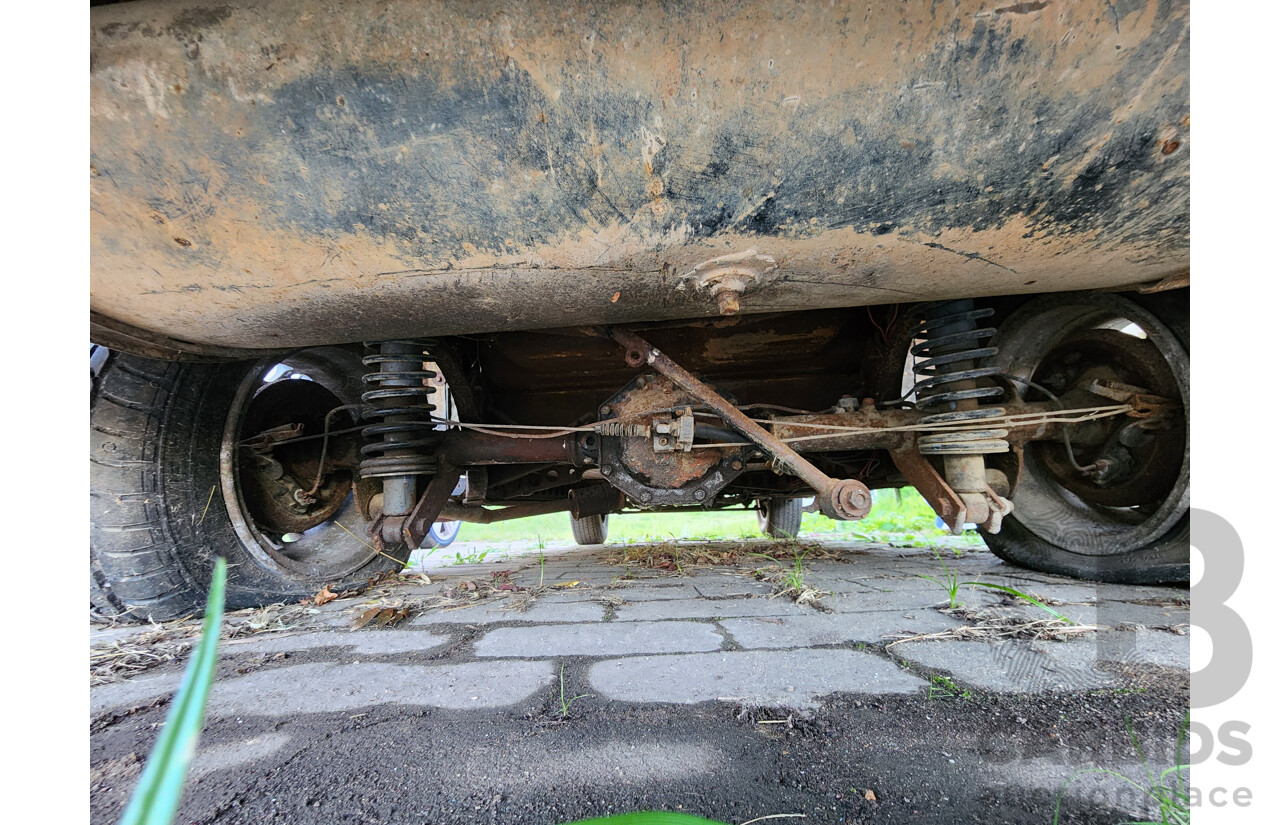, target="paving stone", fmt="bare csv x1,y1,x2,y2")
205,660,555,716
691,577,773,598
614,597,807,622
989,601,1189,629
540,570,622,587
474,620,723,658
721,610,964,648
589,649,926,708
189,732,294,780
825,587,954,613
411,599,605,626
437,740,725,791
604,583,706,601
226,629,450,656
529,562,595,580
831,574,1001,593
91,672,184,713
983,581,1104,605
1096,628,1190,670
822,575,978,596
1093,600,1190,627
897,640,1121,693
